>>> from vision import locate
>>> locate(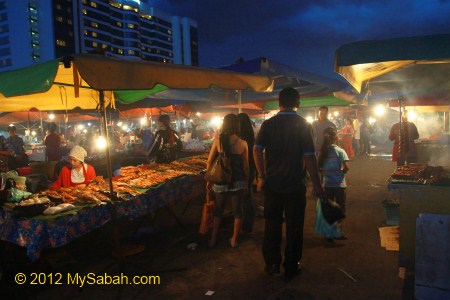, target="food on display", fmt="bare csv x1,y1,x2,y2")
390,165,450,185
